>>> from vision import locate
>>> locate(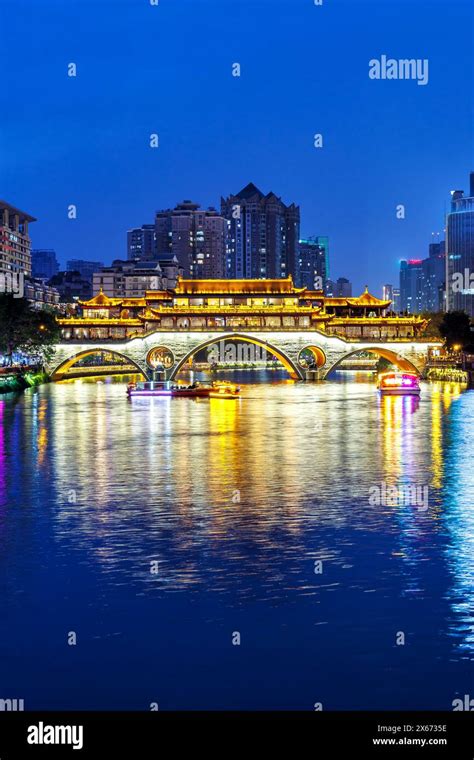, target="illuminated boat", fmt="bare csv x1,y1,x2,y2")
376,371,421,395
127,380,213,398
209,381,241,399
